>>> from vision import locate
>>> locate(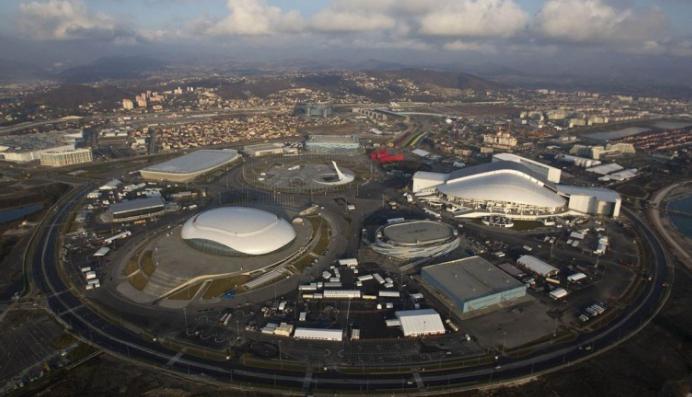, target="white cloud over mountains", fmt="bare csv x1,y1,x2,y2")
14,0,691,58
